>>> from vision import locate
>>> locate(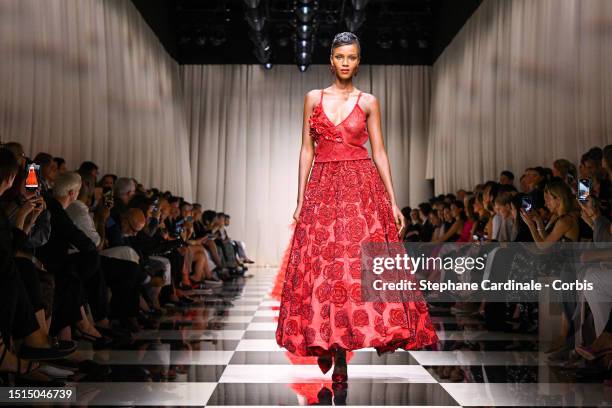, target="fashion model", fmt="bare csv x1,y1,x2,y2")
275,32,438,383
